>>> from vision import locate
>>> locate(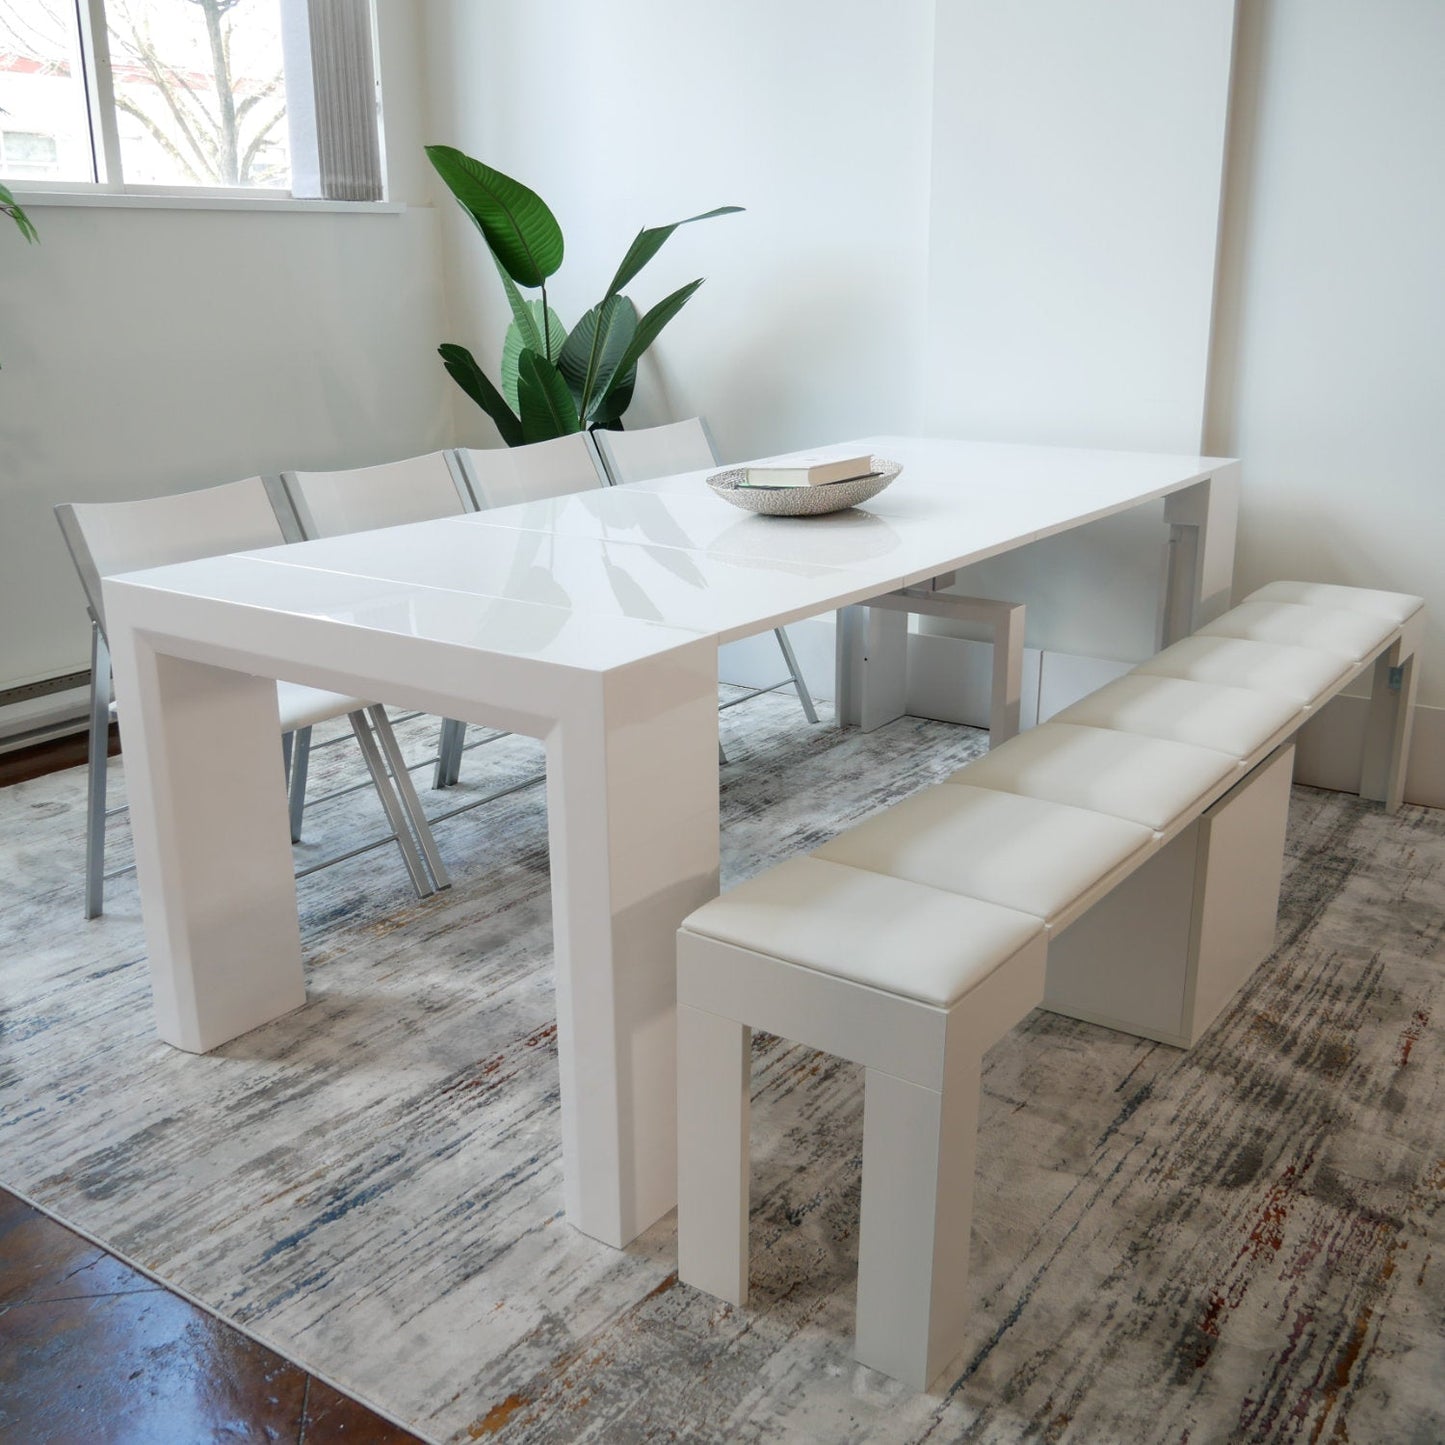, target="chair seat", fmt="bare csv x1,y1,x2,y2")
1245,580,1423,624
680,856,1043,1008
1197,600,1396,663
1051,673,1302,760
813,784,1152,925
945,722,1238,833
1135,635,1351,705
275,681,370,732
